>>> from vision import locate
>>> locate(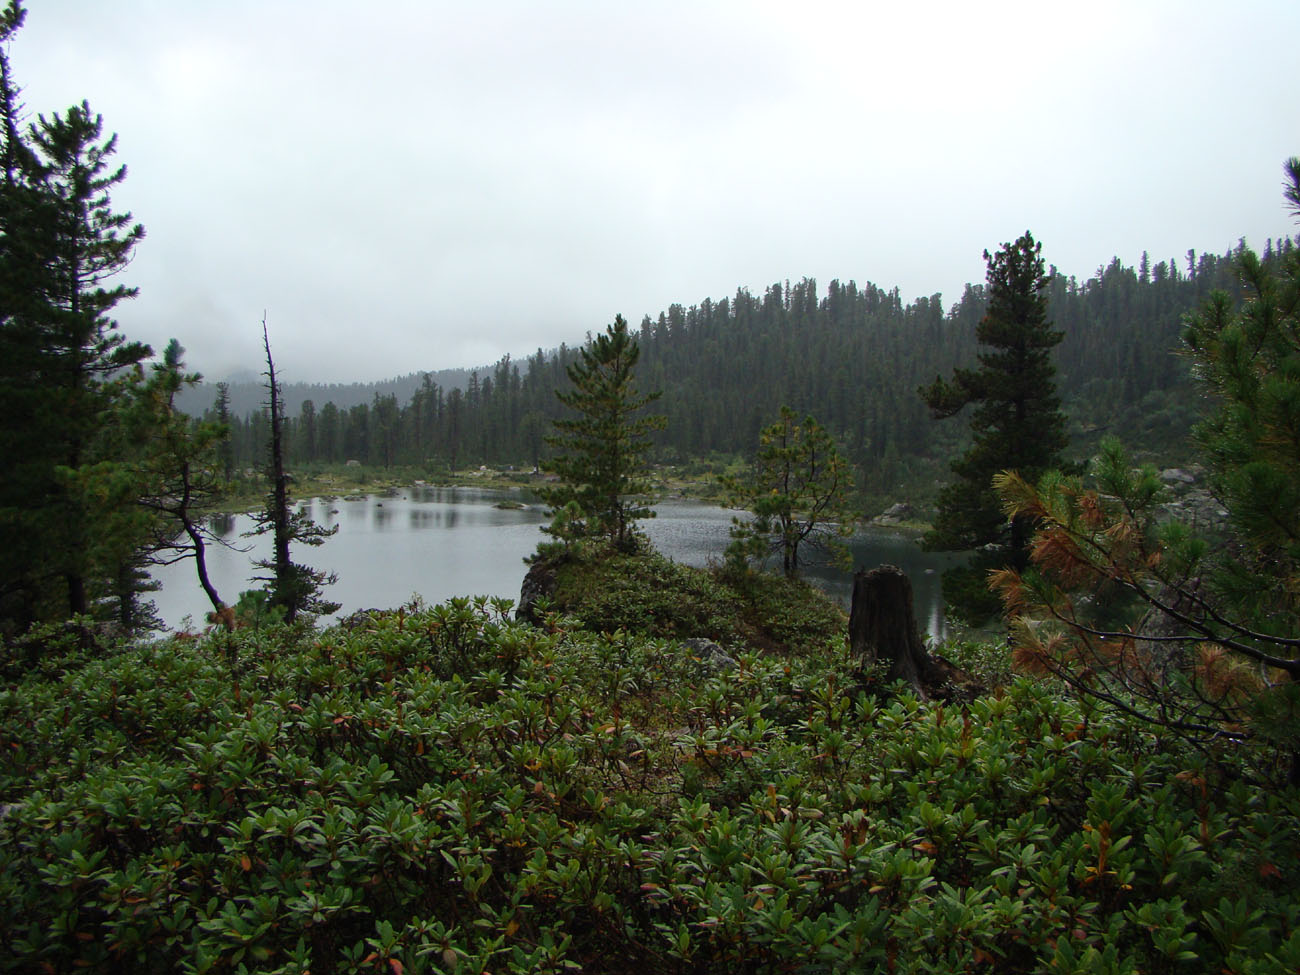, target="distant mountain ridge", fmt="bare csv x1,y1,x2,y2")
177,366,476,418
